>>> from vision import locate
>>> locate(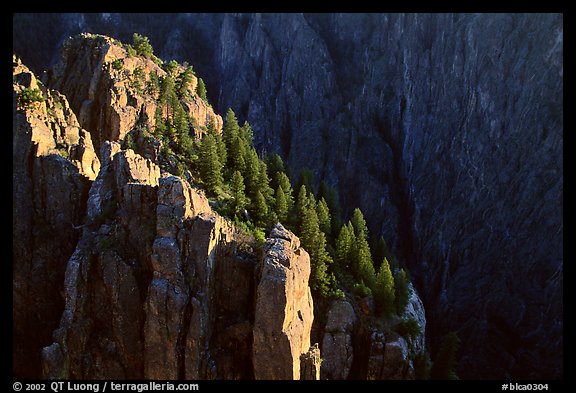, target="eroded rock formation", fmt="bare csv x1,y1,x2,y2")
13,31,432,381
45,33,222,154
13,56,100,378
253,224,314,380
